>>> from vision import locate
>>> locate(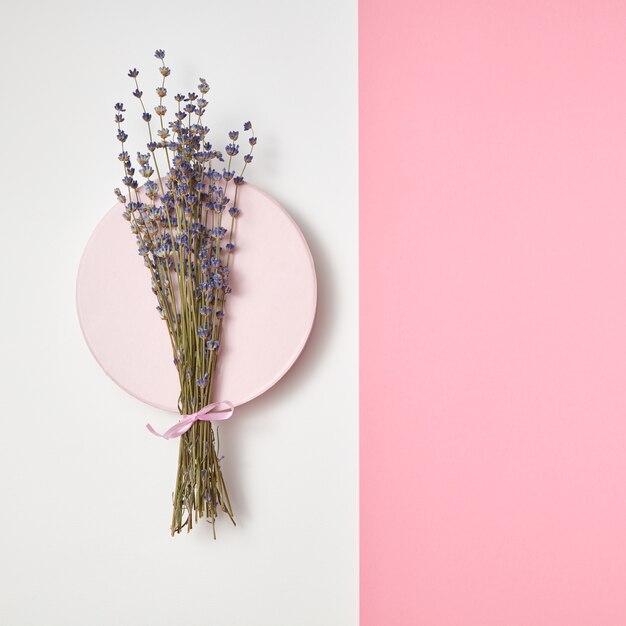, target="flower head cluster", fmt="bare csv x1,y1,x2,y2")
113,48,256,405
